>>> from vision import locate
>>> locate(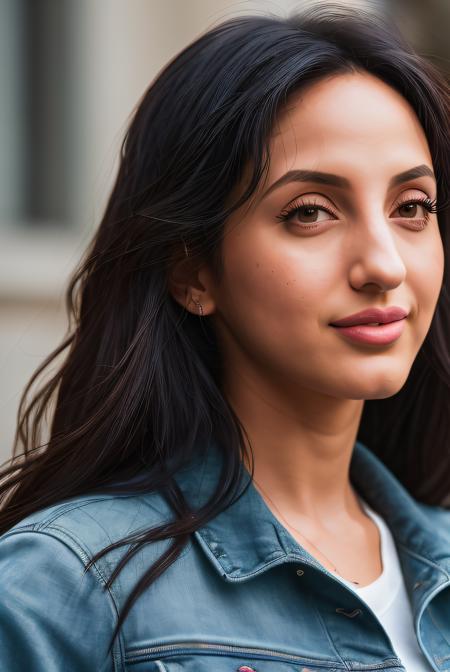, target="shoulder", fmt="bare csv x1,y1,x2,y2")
0,488,175,672
1,486,174,566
